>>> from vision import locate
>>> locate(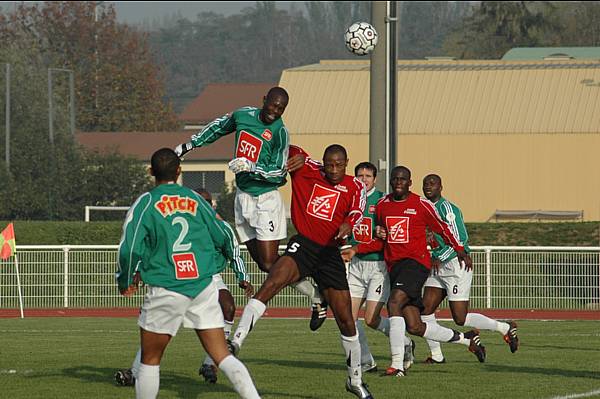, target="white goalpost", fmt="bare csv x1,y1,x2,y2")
84,206,130,222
